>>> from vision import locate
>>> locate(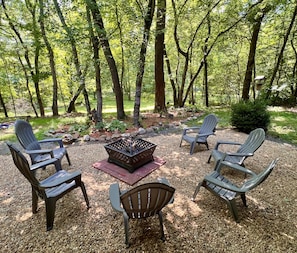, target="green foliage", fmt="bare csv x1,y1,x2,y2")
231,100,270,133
96,119,127,133
68,123,90,135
